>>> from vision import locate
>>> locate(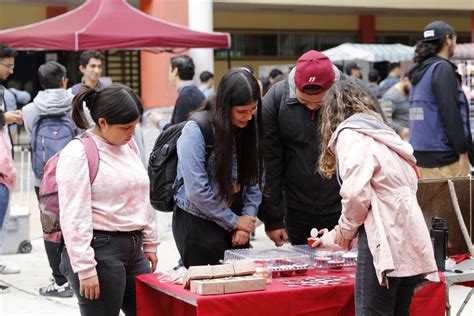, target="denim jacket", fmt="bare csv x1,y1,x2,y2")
175,121,262,231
